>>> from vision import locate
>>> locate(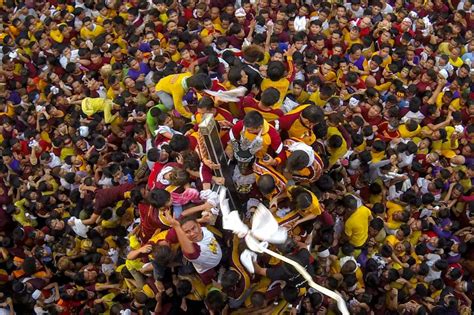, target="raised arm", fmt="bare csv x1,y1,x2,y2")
165,211,198,256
